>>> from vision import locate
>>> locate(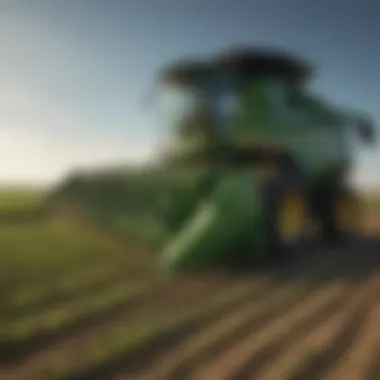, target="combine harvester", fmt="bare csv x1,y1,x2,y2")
54,47,376,273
